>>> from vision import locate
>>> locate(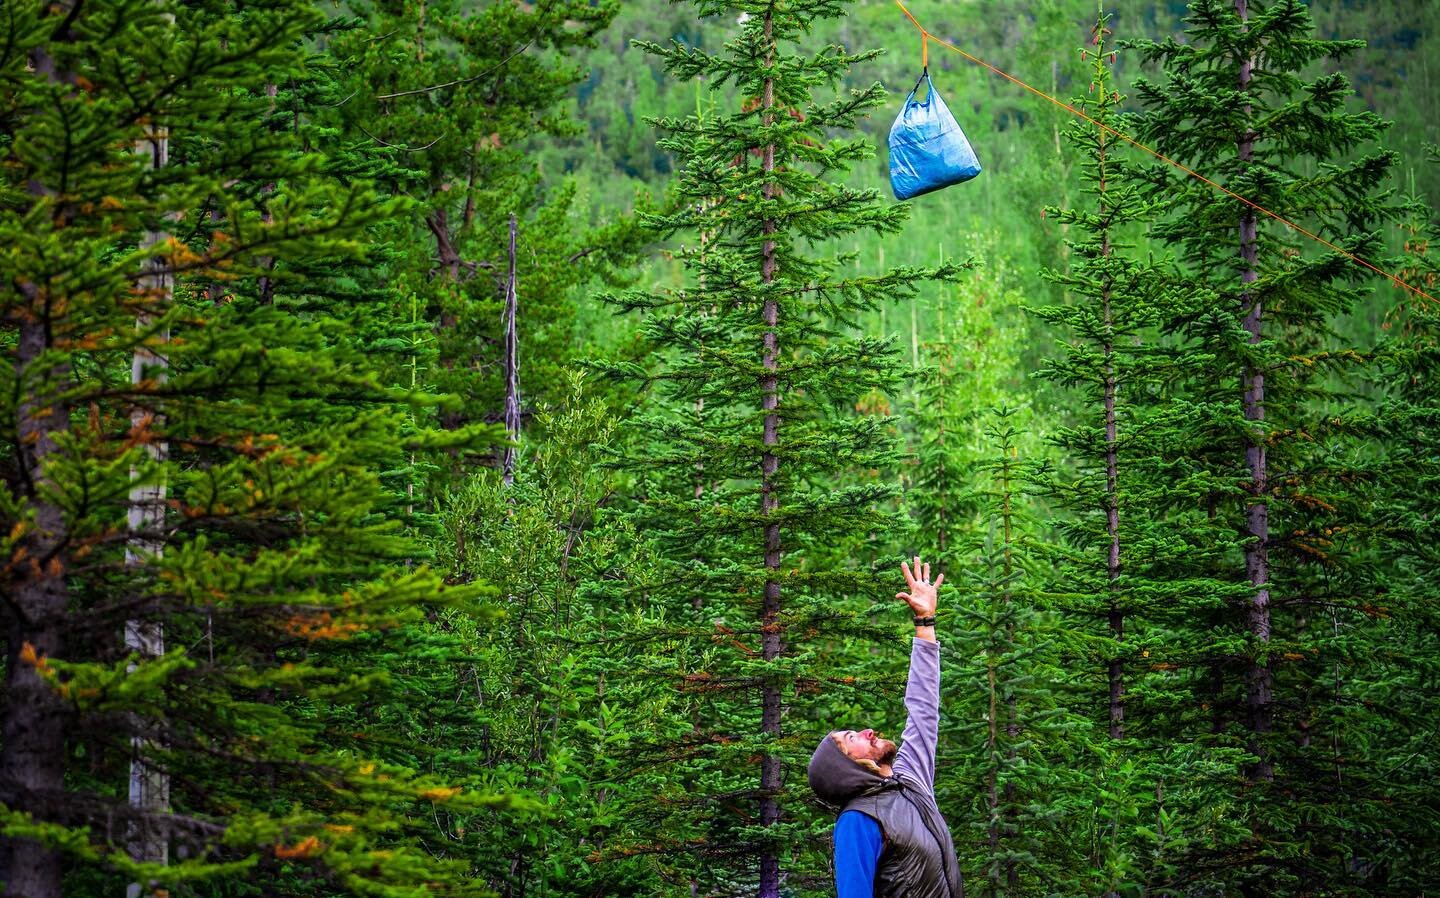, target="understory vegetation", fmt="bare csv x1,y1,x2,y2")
1,0,1437,895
